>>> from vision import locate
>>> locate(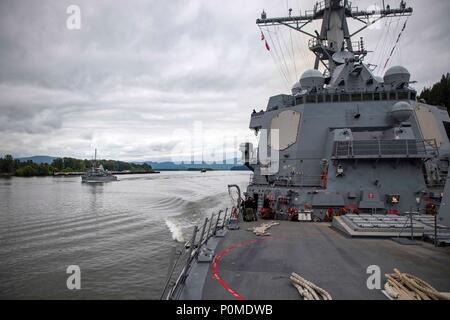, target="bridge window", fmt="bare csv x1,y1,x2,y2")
363,93,373,101
318,95,324,103
351,93,362,101
374,93,380,101
341,94,350,102
390,92,397,100
306,95,316,103
398,91,409,100
333,94,339,102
